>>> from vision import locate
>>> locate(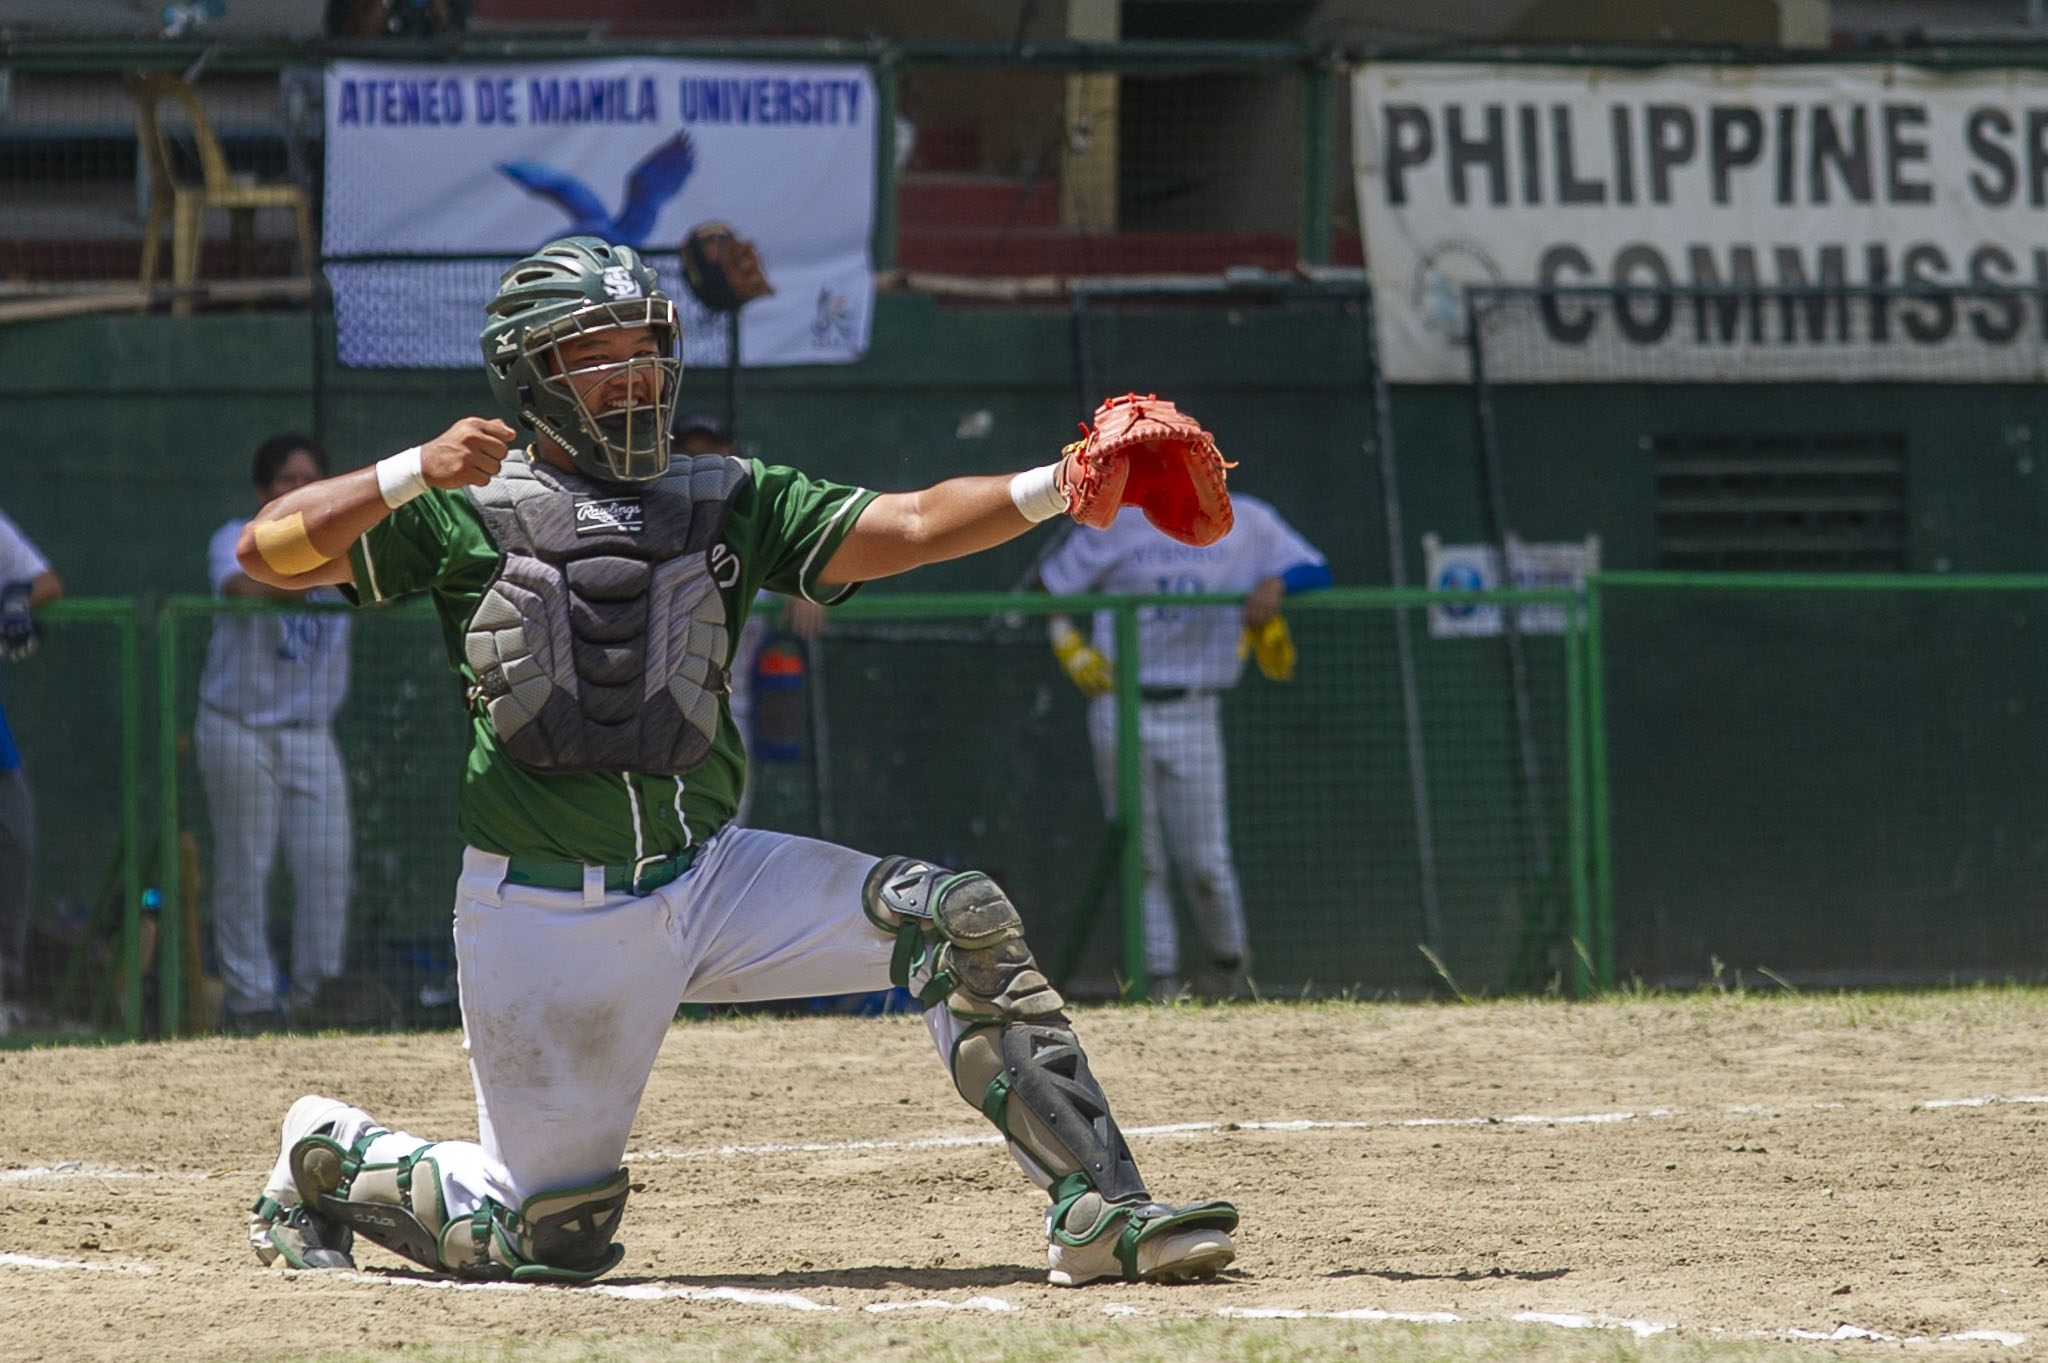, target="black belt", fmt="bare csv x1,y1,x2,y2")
504,846,695,897
1140,686,1195,703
